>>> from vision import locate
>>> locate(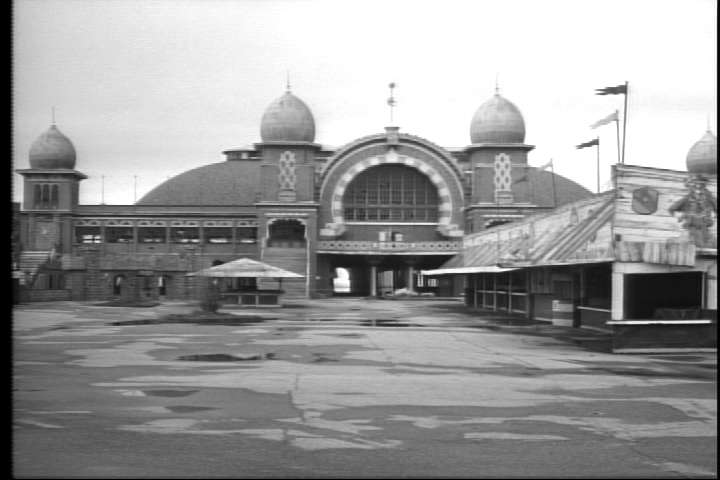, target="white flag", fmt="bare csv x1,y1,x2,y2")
590,110,619,129
538,159,553,171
